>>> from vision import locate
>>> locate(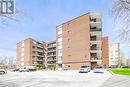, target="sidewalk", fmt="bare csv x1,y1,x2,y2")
99,75,130,87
